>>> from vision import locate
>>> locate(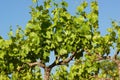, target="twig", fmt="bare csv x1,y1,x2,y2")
56,52,75,65
27,61,45,68
49,52,76,68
